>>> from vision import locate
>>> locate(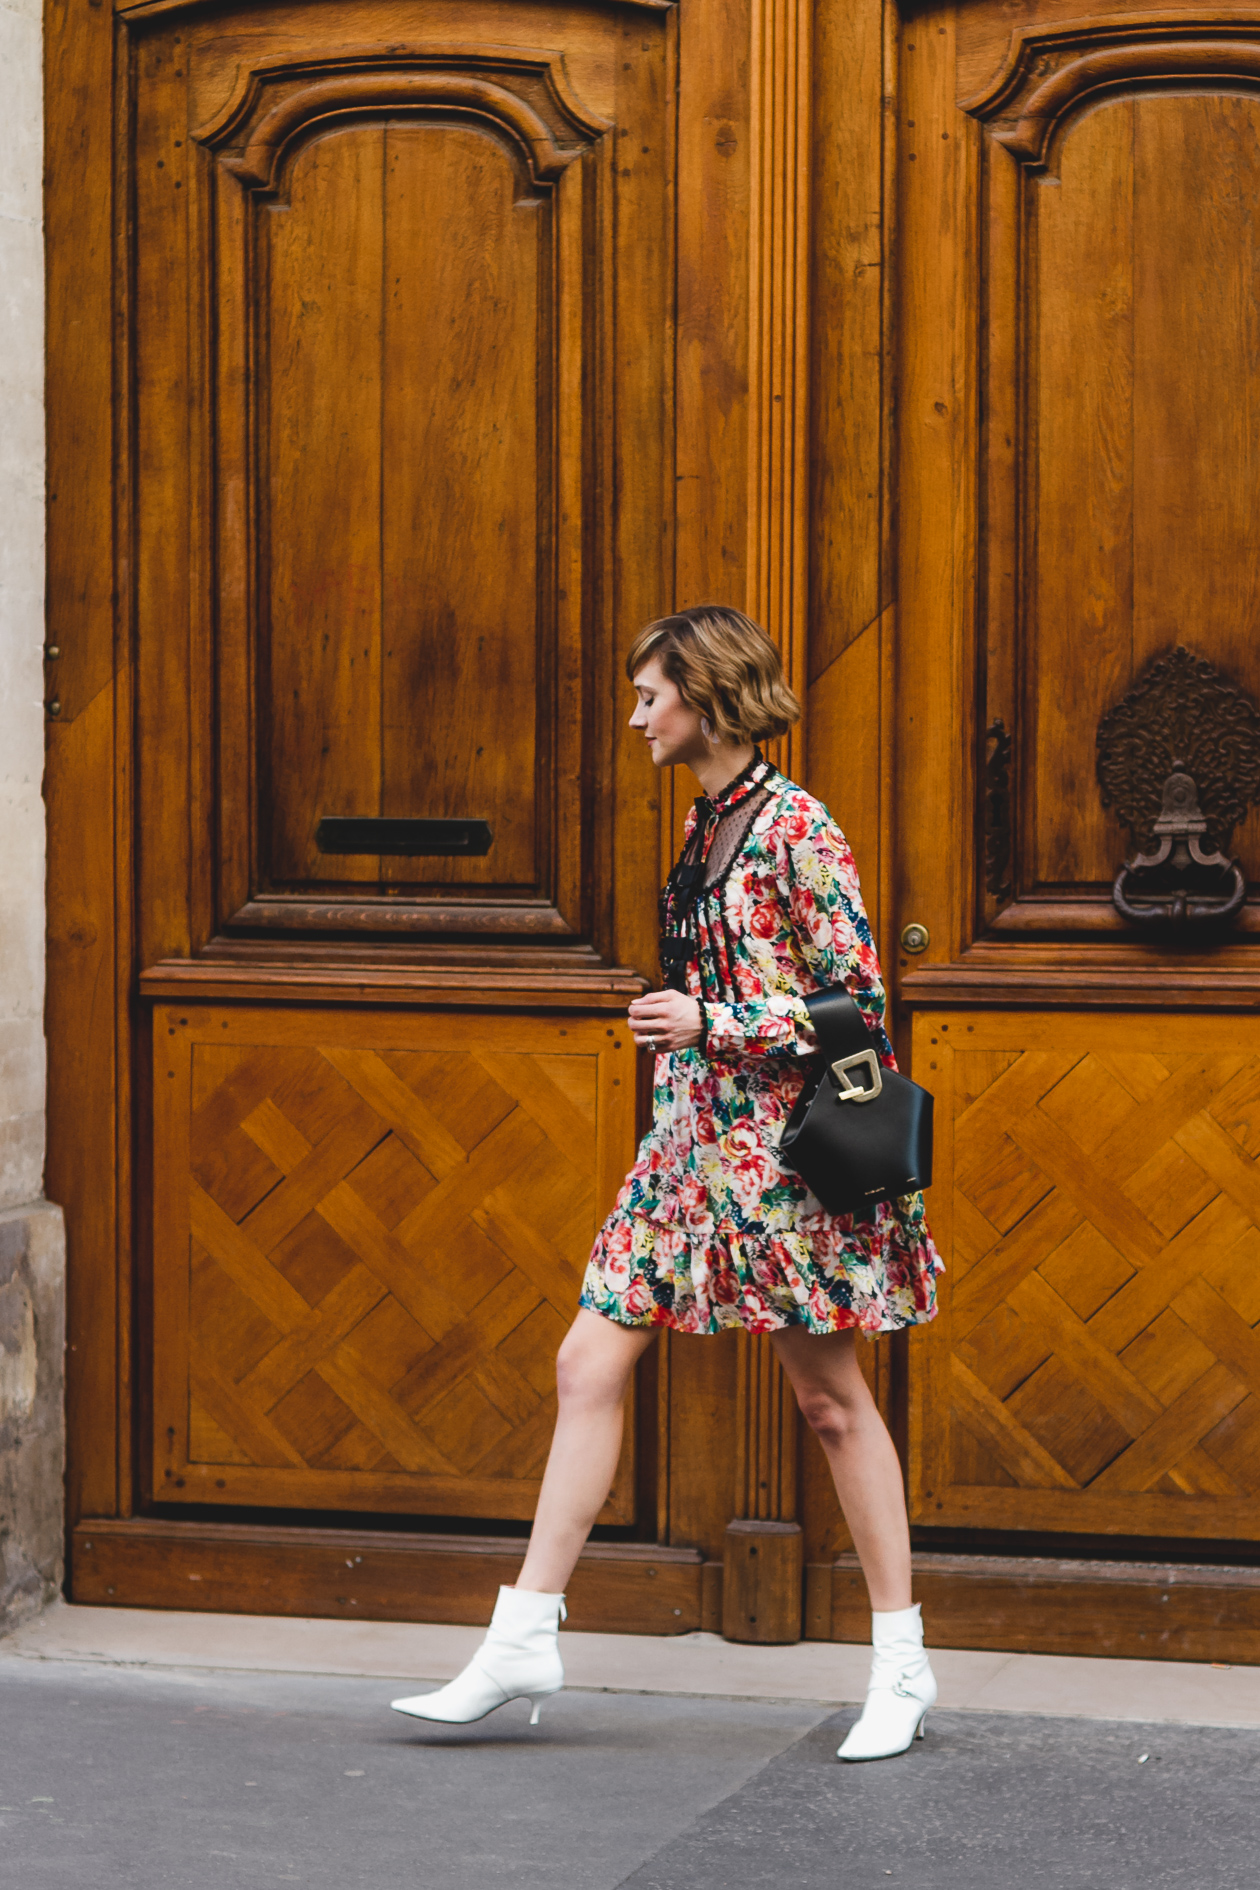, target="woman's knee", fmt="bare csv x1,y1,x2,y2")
796,1386,864,1449
554,1324,634,1409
